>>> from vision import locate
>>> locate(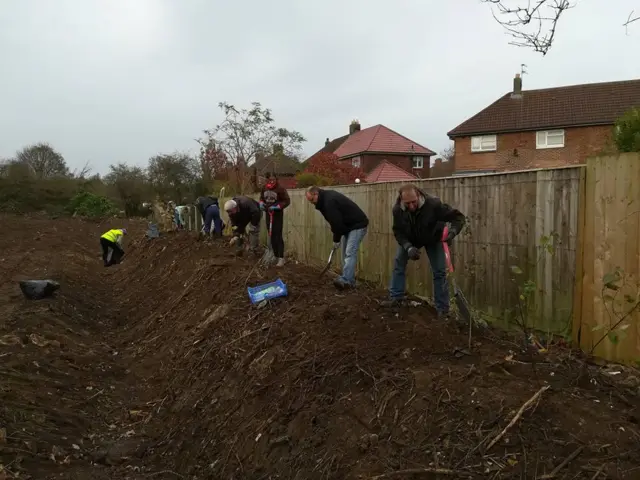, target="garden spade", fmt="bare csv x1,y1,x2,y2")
261,210,275,265
319,244,339,276
442,226,472,324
